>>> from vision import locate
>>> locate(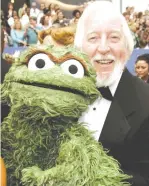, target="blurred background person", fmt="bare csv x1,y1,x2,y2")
26,16,42,45
26,7,31,17
70,9,81,25
5,2,14,19
3,27,13,47
37,2,46,25
49,3,60,17
1,10,11,38
20,8,30,30
129,23,140,48
135,53,149,83
144,16,149,30
10,20,27,47
18,3,28,18
30,2,40,18
138,29,149,48
42,3,51,15
7,11,19,29
39,15,52,30
52,11,69,27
